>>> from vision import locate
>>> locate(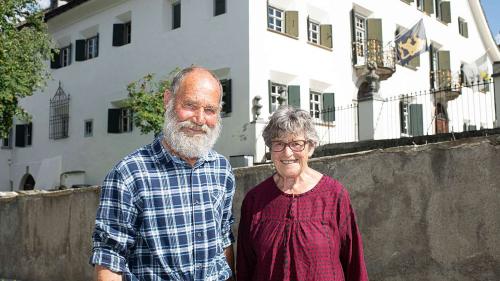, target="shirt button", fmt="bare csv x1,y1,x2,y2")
194,200,200,205
196,233,203,238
